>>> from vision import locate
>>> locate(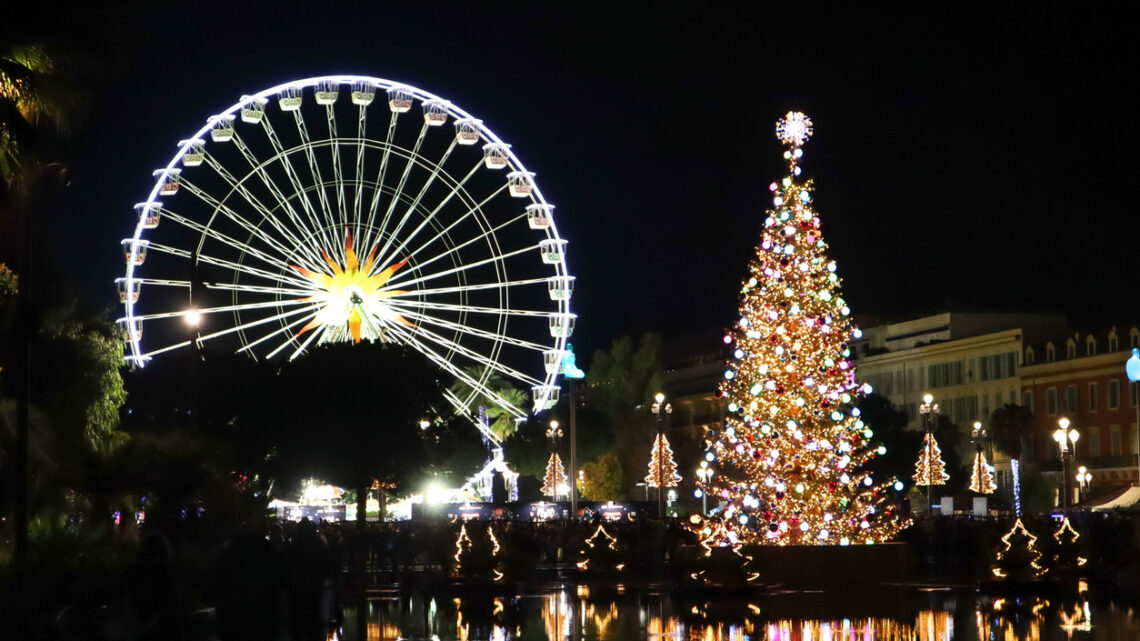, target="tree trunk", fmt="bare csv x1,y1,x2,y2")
379,486,386,523
357,481,368,533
